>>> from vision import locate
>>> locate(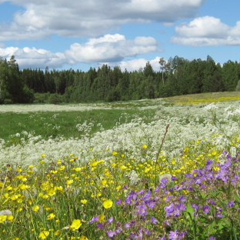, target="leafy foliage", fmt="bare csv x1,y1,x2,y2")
1,55,240,104
0,56,34,103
